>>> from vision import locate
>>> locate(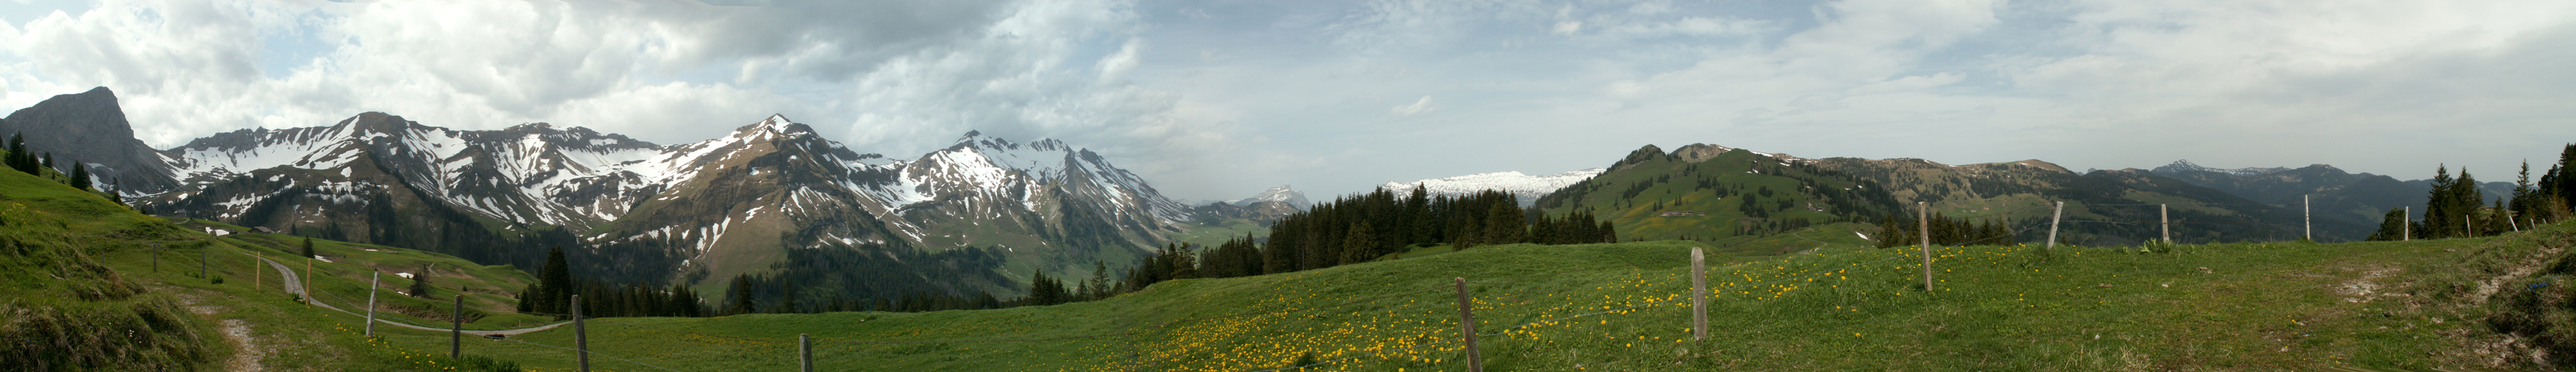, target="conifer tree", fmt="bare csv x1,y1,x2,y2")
1340,223,1378,264
1480,194,1525,245
726,275,757,315
67,161,89,190
536,246,574,316
774,278,799,313
301,237,316,258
